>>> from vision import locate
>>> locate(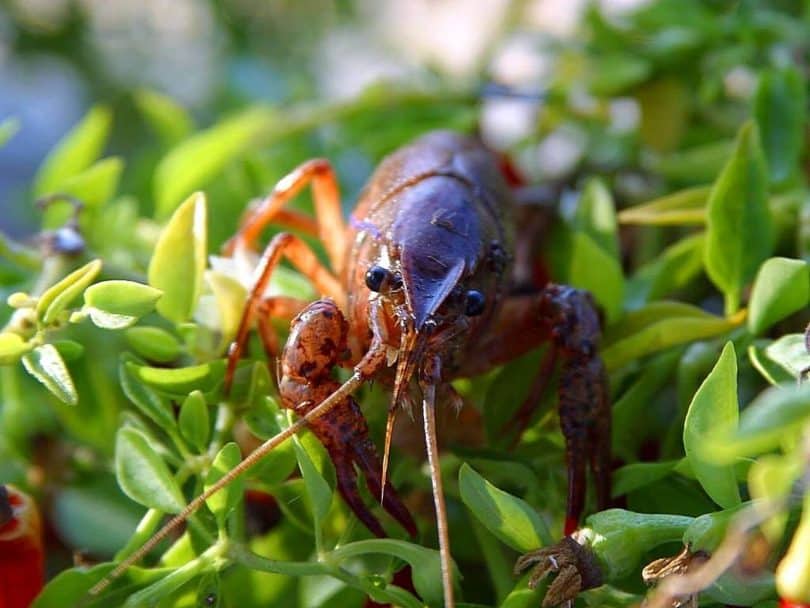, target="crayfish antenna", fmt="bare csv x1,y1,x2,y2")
379,405,397,505
86,371,365,599
422,380,455,608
